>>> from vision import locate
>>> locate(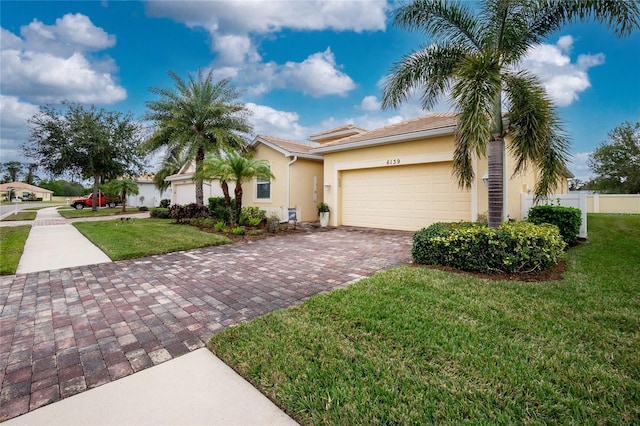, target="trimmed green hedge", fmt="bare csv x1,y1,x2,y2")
528,205,581,244
150,207,170,219
412,221,565,273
